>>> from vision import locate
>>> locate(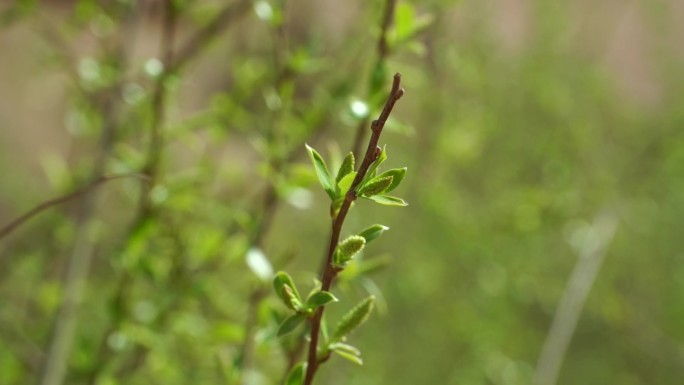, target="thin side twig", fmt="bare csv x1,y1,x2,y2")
0,174,148,241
